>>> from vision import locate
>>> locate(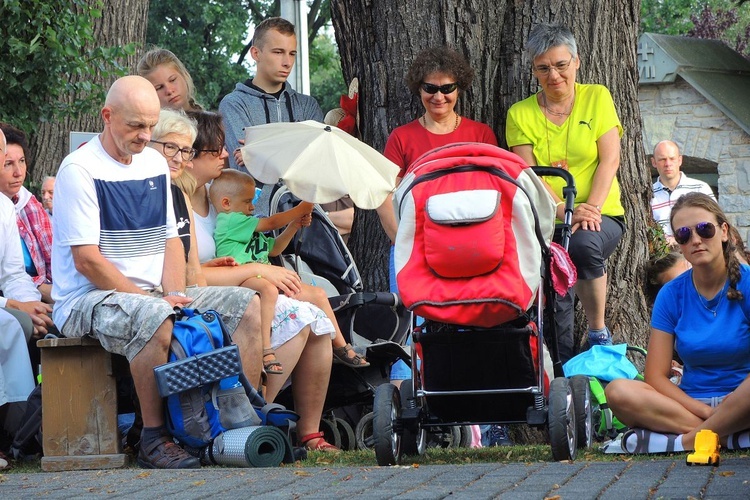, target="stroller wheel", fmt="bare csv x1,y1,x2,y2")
355,412,375,450
372,384,402,466
333,417,356,451
426,426,461,449
570,375,594,449
398,379,425,456
548,377,577,461
459,426,474,448
320,418,343,449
